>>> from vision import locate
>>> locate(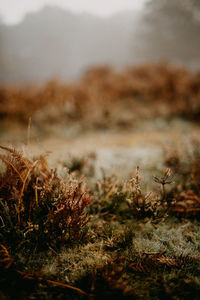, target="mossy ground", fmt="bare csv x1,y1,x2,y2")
0,137,200,300
1,216,200,299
